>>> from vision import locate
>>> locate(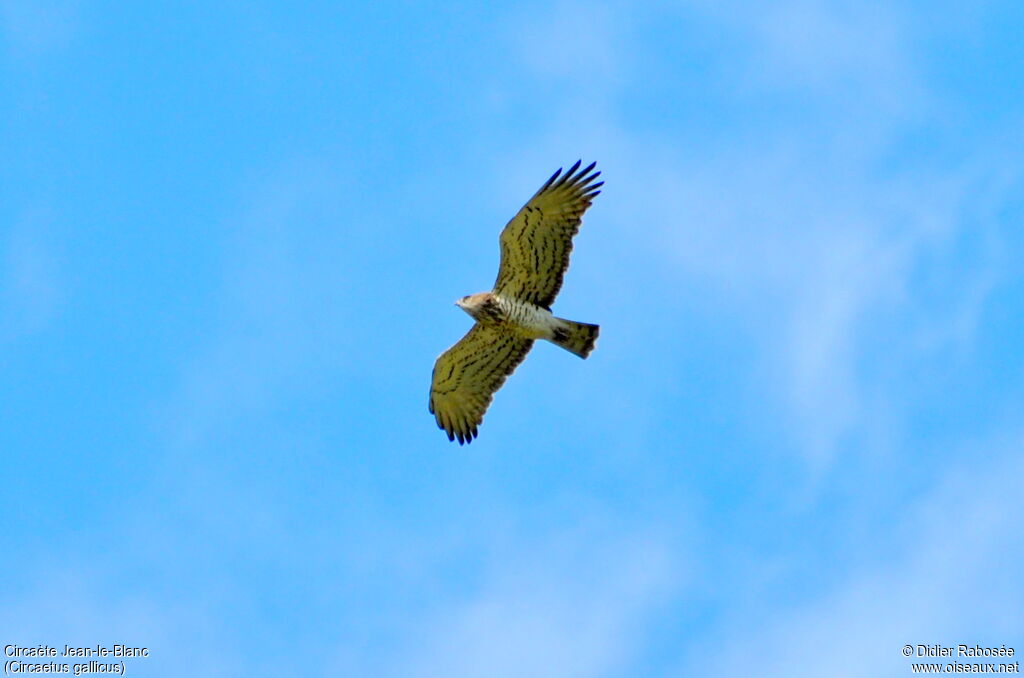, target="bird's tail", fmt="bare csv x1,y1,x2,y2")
550,318,600,359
